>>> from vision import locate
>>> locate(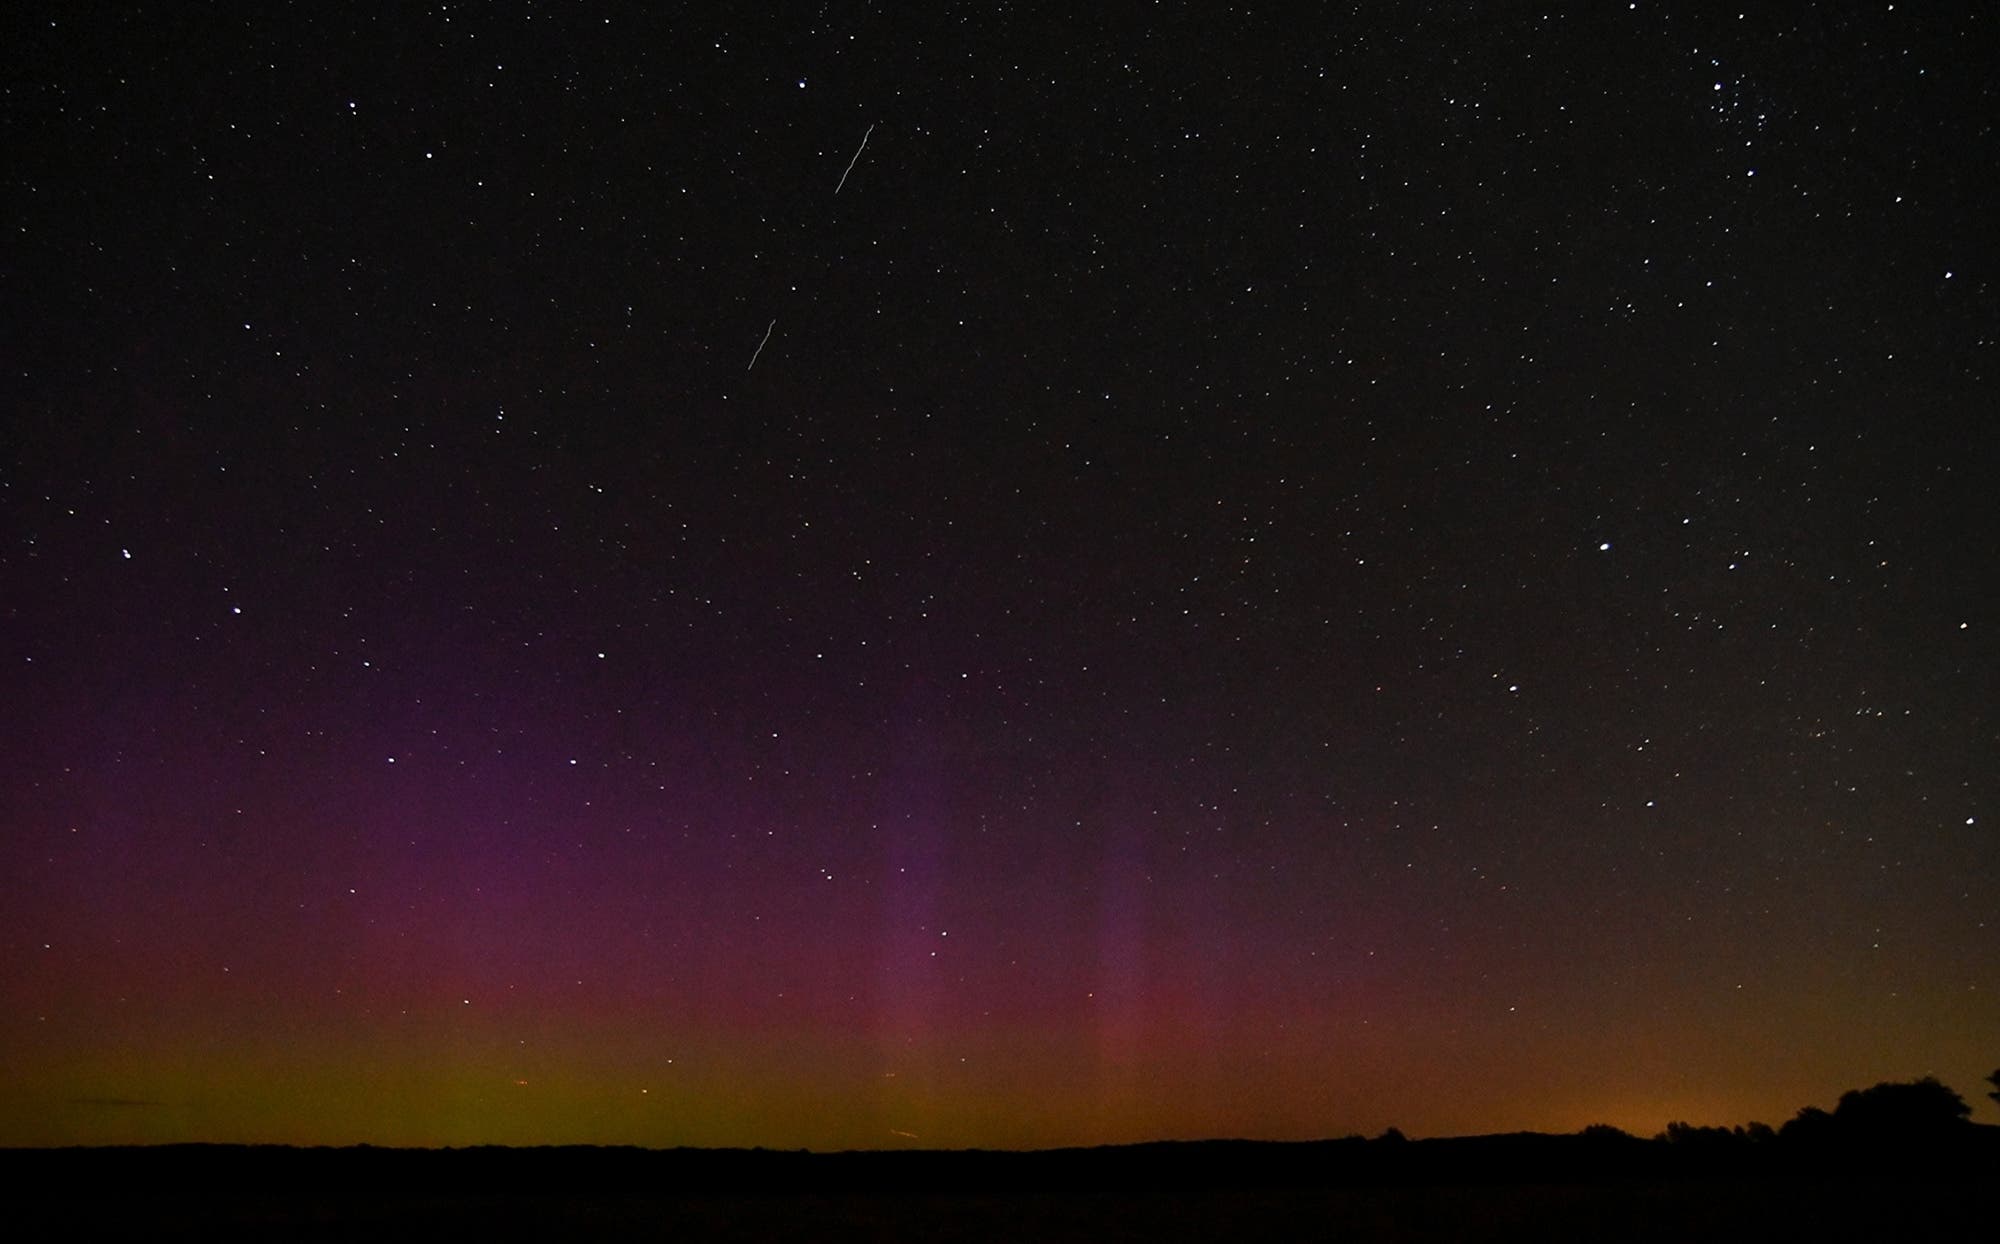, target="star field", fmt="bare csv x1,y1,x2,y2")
1,3,1995,1149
